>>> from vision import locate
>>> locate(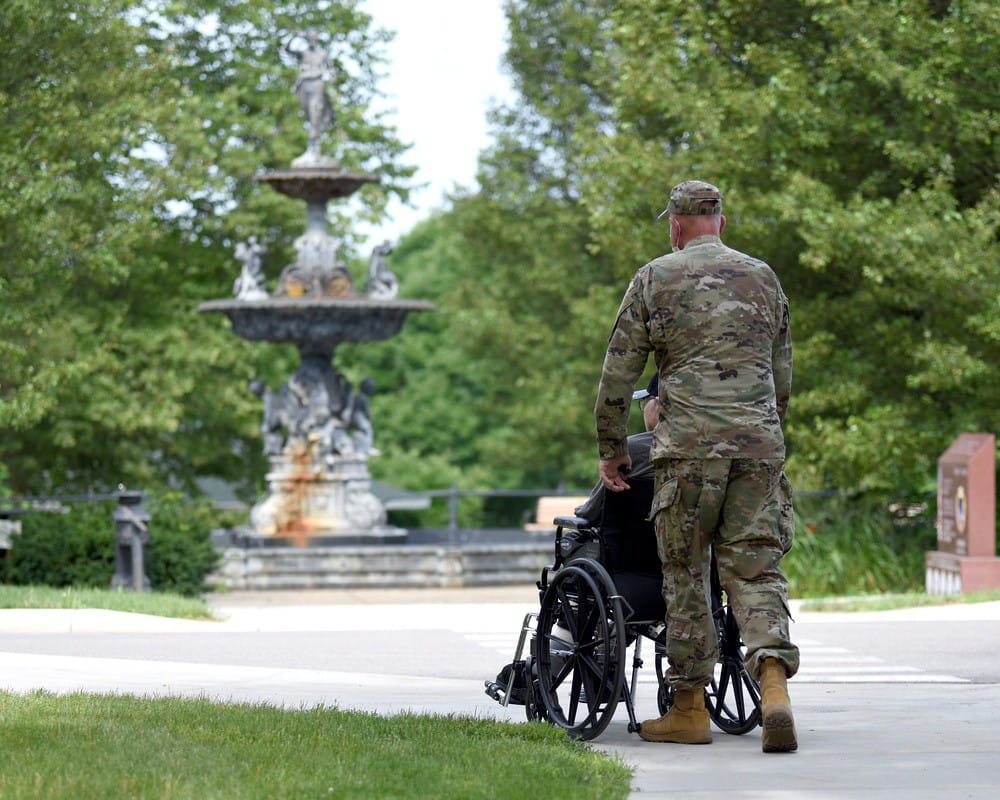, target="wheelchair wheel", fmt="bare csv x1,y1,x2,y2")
705,605,761,735
535,560,626,740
